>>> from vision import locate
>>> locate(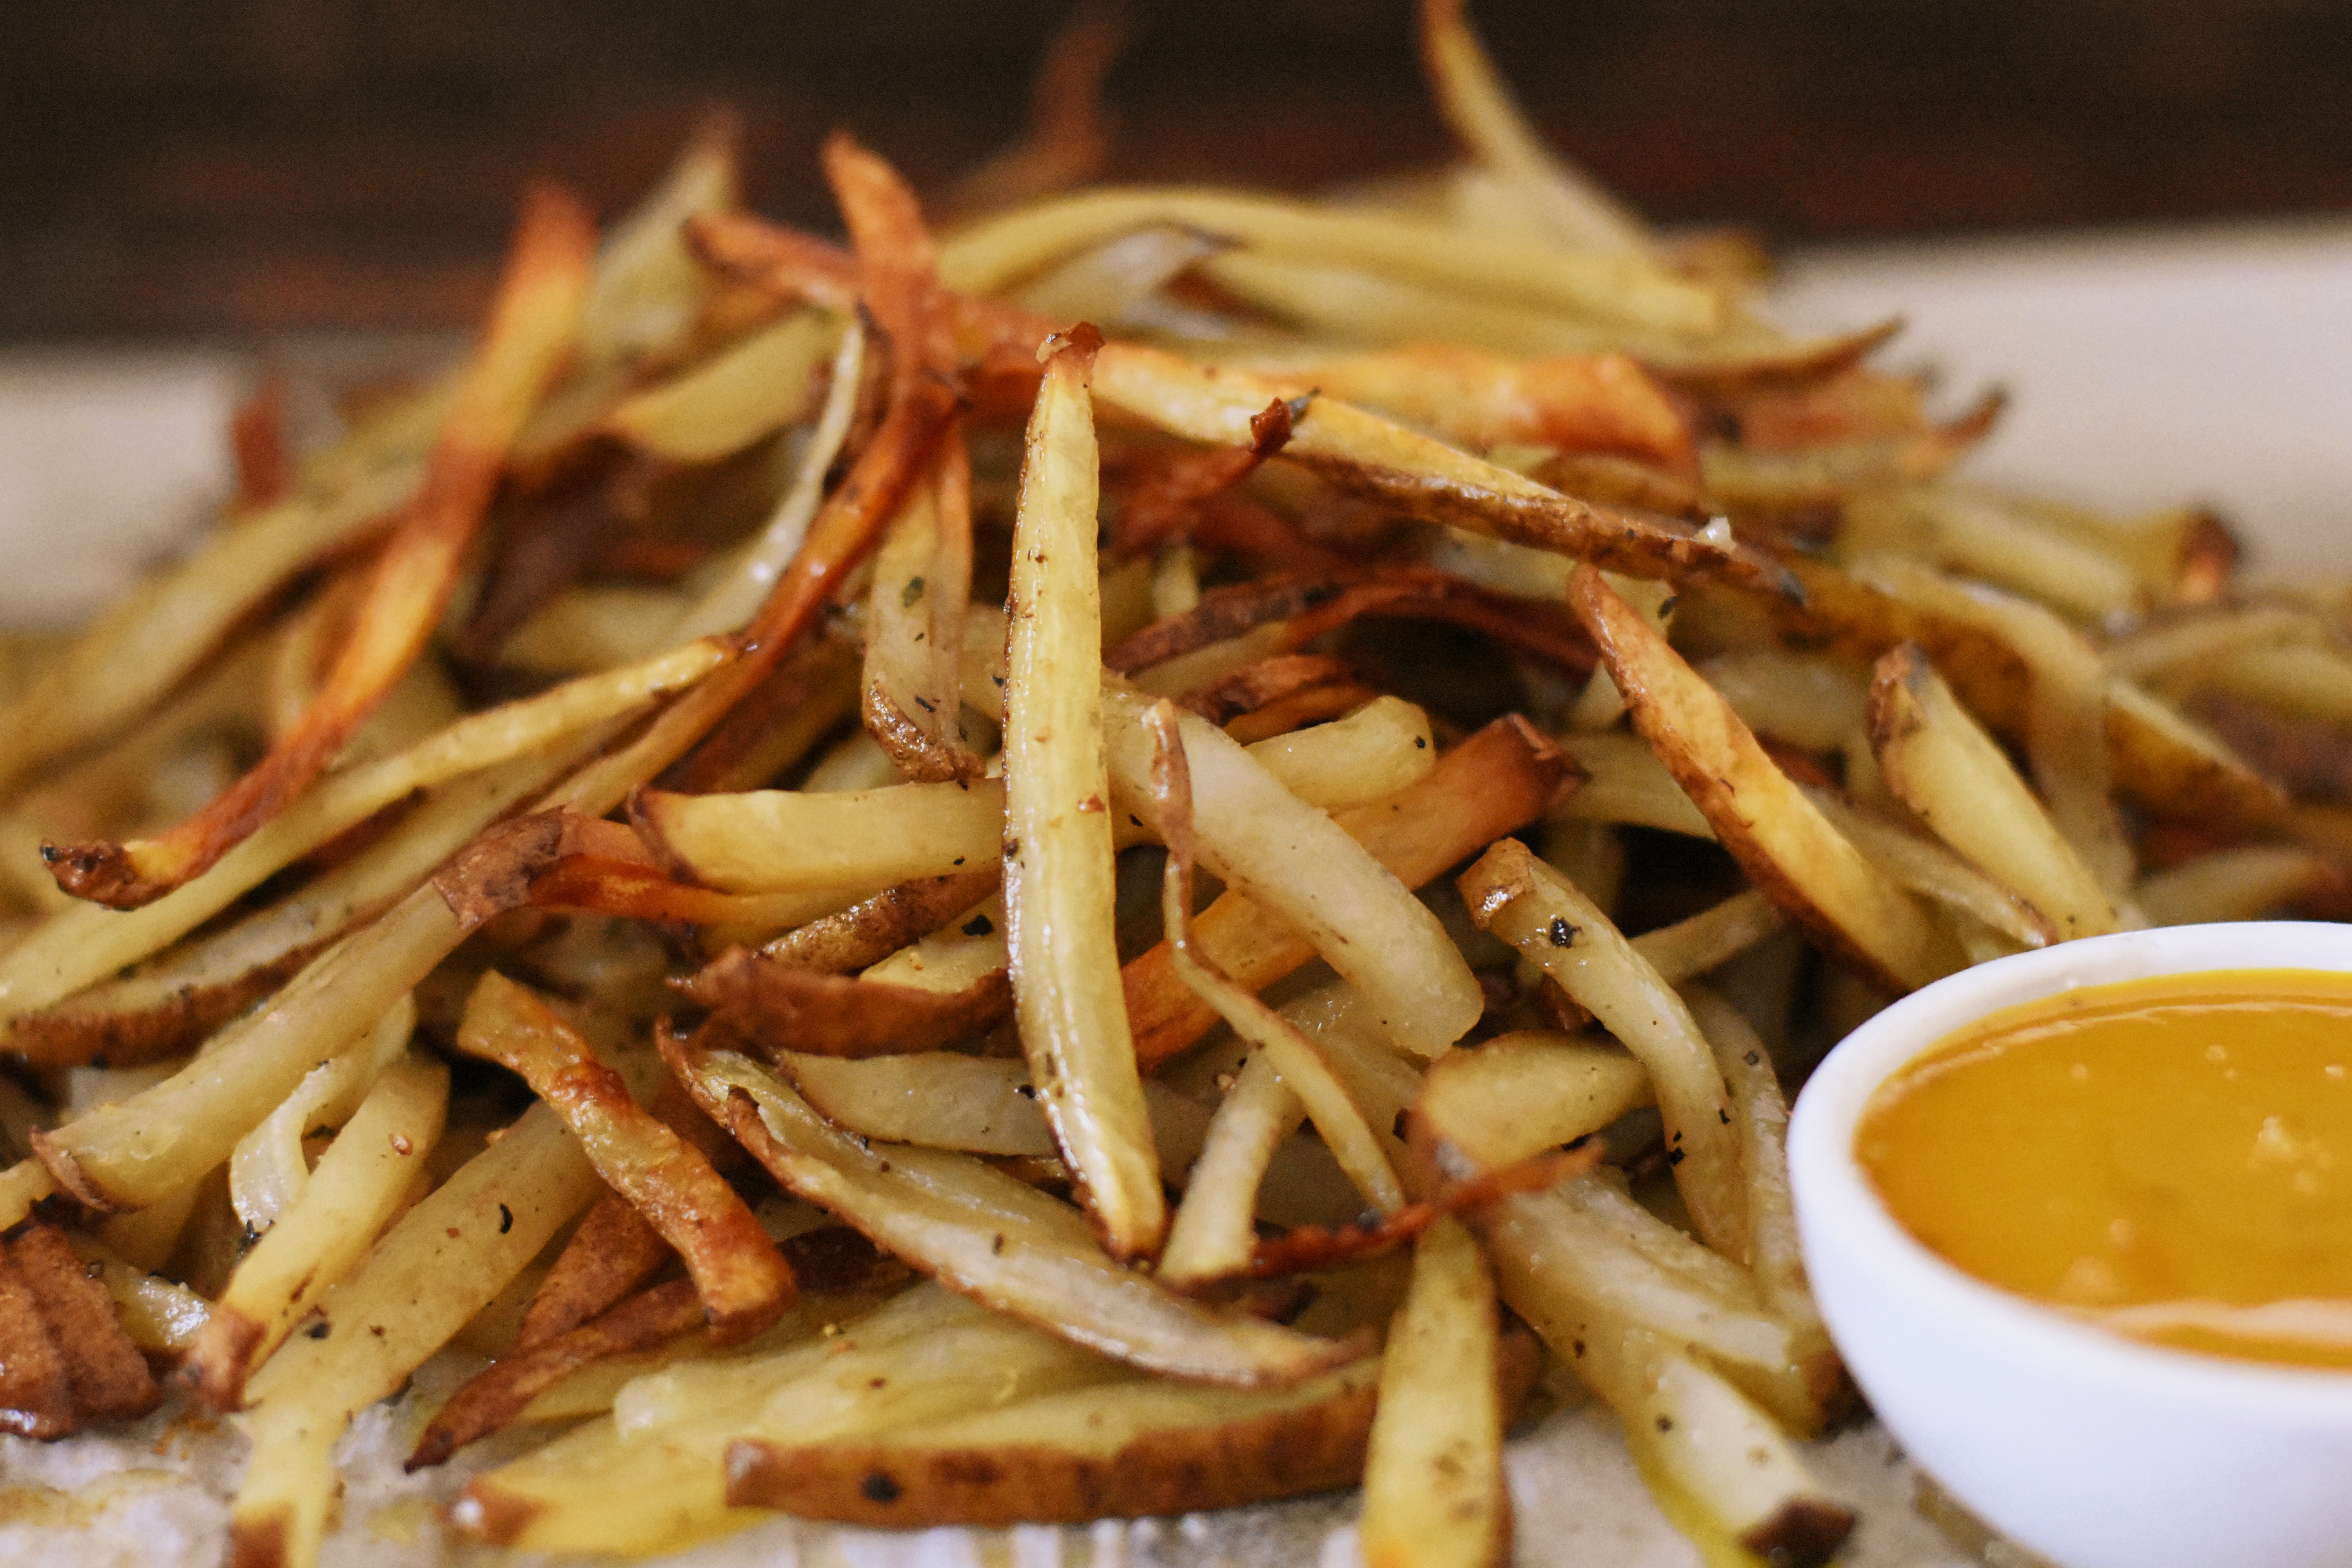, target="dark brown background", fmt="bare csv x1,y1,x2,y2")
5,0,2348,341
